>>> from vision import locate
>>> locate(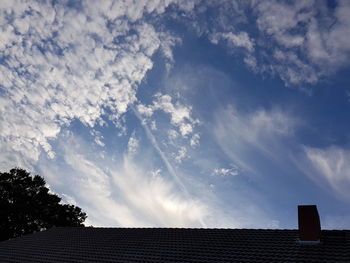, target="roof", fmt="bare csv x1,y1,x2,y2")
0,227,349,262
